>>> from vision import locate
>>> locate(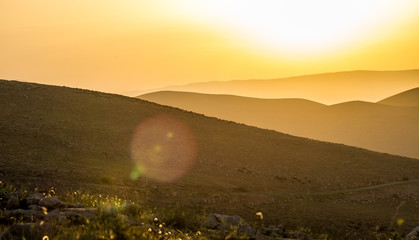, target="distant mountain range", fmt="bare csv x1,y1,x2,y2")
130,70,419,104
139,87,419,159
